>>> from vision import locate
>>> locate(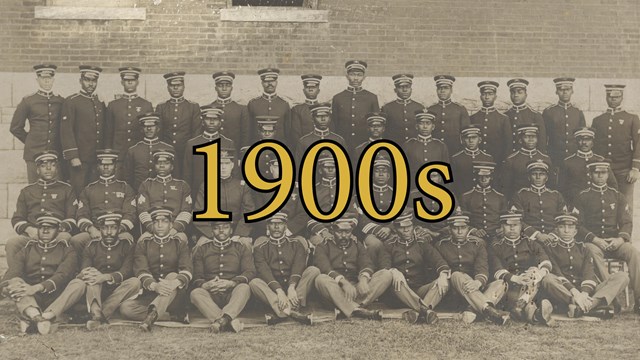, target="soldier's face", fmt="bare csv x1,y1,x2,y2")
313,114,331,129
268,162,280,178
510,88,527,105
577,136,594,152
394,84,412,100
606,94,623,108
589,169,608,186
121,79,139,93
267,221,286,238
168,82,185,98
333,228,353,242
38,224,60,243
215,81,233,98
212,223,232,241
100,223,120,243
36,75,54,91
373,166,390,186
528,169,548,187
303,84,320,99
80,75,98,94
556,86,573,103
416,121,434,136
259,128,275,139
477,174,492,188
154,159,173,176
480,90,496,107
36,160,58,181
395,223,414,240
463,134,480,150
262,79,277,94
97,162,116,178
501,221,522,239
368,123,385,138
520,134,538,150
346,70,365,87
220,159,234,179
320,164,336,179
143,124,159,139
451,224,470,241
202,117,222,133
152,216,172,237
555,223,577,242
436,85,453,101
